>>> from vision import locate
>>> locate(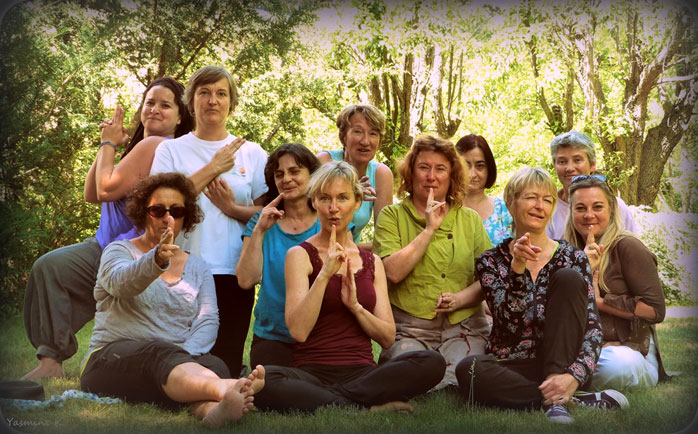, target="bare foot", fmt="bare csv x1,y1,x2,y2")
202,379,254,427
247,364,265,394
370,401,414,413
21,358,64,381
